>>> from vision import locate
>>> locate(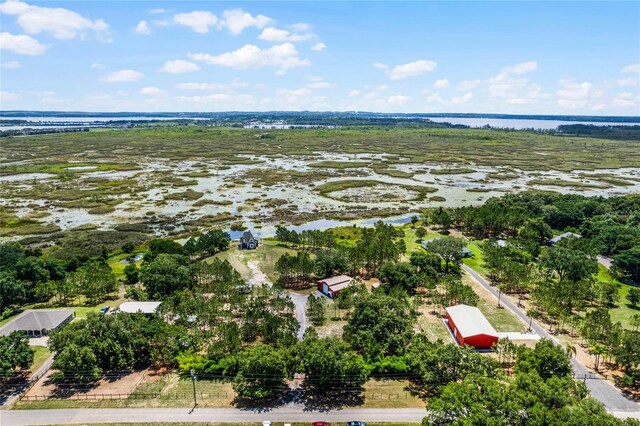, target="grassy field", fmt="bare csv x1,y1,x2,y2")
598,265,640,329
30,346,52,373
462,240,487,276
463,275,525,332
